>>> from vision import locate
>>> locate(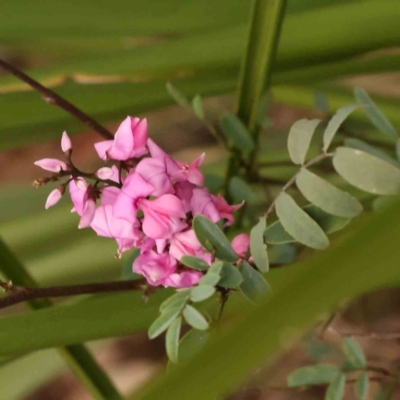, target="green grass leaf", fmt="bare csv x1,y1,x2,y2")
296,168,363,218
333,147,400,195
354,87,398,138
287,119,320,165
275,192,329,249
